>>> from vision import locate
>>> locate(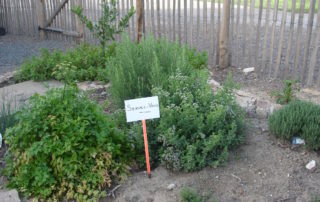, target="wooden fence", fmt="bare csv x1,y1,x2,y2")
0,0,320,87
